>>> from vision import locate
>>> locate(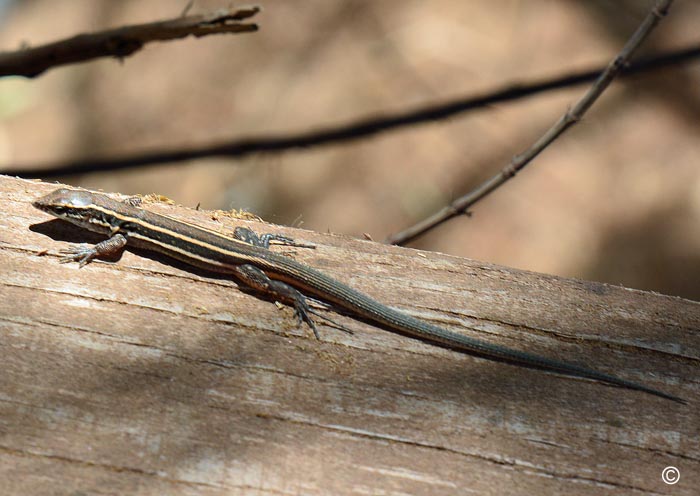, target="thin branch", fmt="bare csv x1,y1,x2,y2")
386,0,675,246
0,6,260,78
3,41,698,179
